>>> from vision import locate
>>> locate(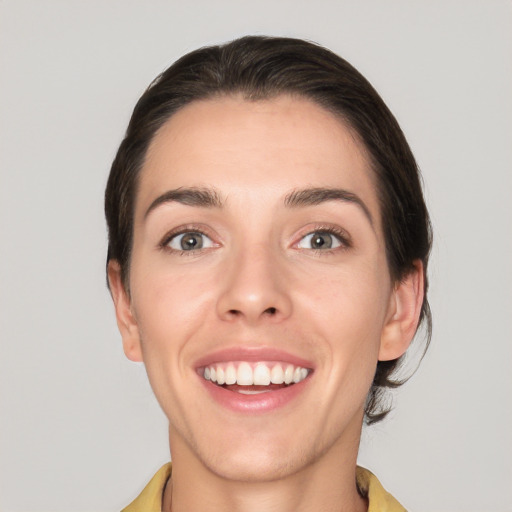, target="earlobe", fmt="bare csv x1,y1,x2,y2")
107,261,143,362
379,261,424,361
